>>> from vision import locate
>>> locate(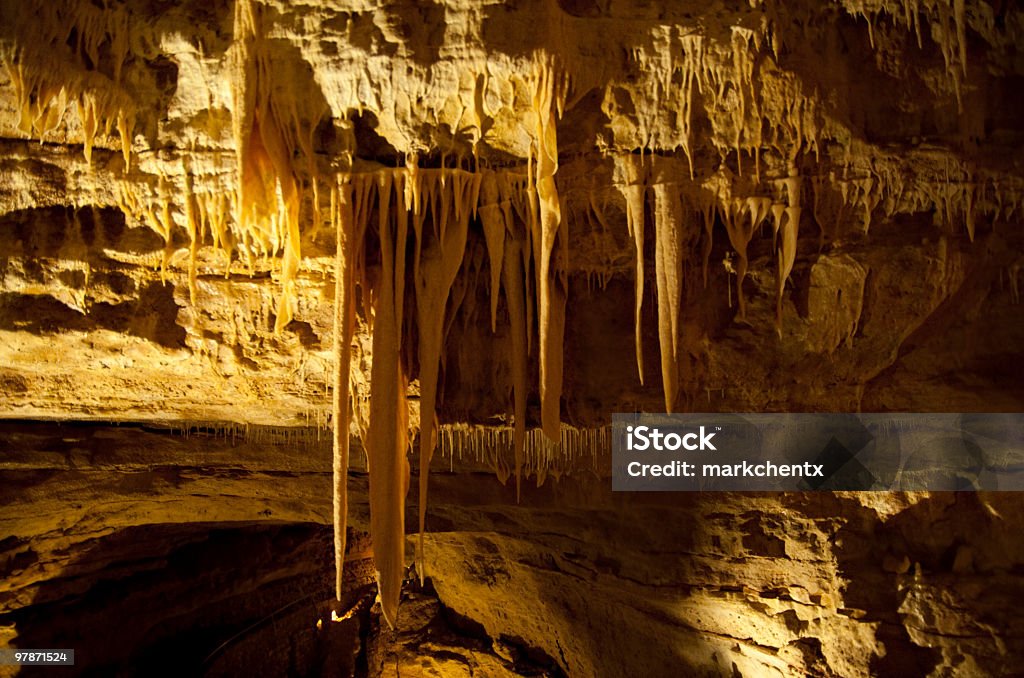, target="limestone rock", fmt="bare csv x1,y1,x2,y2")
1,0,1023,675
